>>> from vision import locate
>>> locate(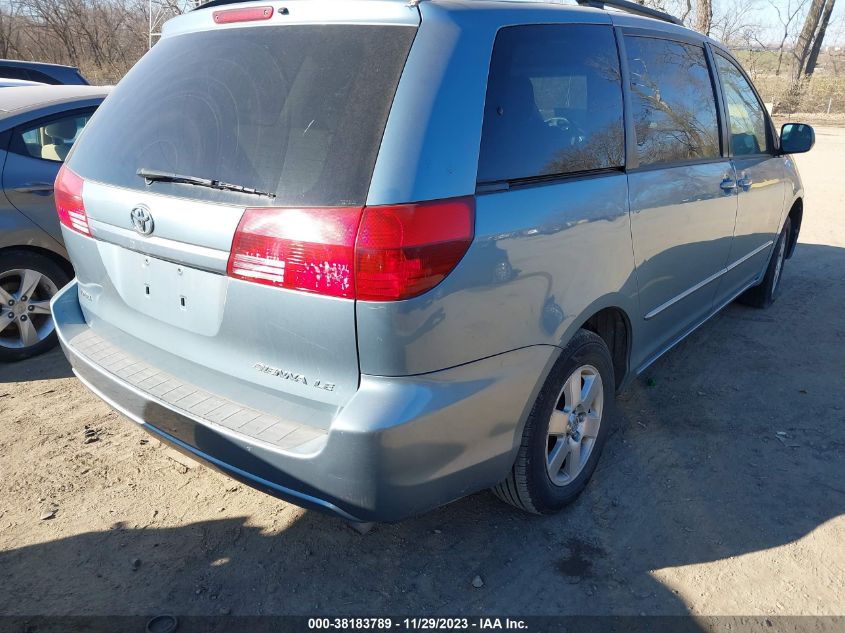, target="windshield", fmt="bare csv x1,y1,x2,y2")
68,24,415,207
